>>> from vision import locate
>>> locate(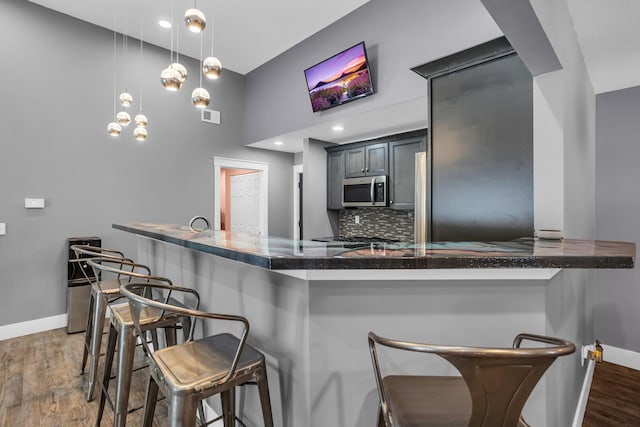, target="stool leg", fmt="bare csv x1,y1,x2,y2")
81,293,95,374
114,324,137,427
142,376,160,427
96,323,117,427
377,405,386,427
169,394,198,427
197,401,207,427
256,364,274,427
87,292,108,401
221,388,236,427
